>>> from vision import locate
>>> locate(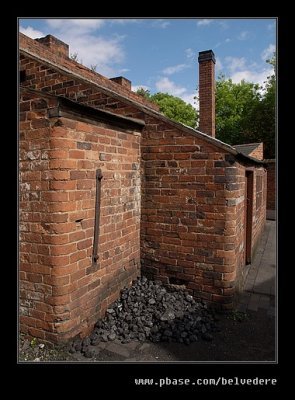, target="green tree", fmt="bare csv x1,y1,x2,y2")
215,75,261,145
245,56,275,158
215,54,275,158
136,89,197,128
